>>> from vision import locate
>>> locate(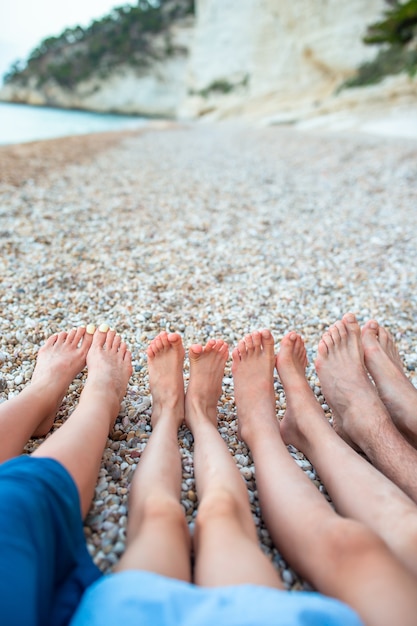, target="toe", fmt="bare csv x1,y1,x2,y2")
56,331,68,344
245,334,254,351
168,332,183,347
154,336,164,353
43,333,59,348
218,341,229,356
105,330,117,350
321,333,333,353
252,331,262,349
260,329,274,346
71,327,86,346
362,320,379,345
343,312,361,338
232,347,241,365
80,328,94,352
335,320,347,341
189,344,203,359
237,339,247,360
159,332,170,349
93,327,108,349
204,339,216,353
377,327,390,350
112,334,122,351
66,328,78,344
